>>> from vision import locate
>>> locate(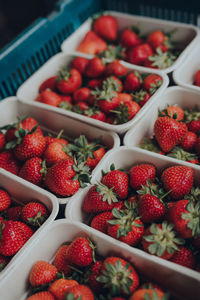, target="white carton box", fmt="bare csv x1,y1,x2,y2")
173,38,200,93
65,146,200,300
0,168,59,281
61,11,200,74
17,53,169,135
124,86,200,167
0,219,199,300
0,97,120,204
